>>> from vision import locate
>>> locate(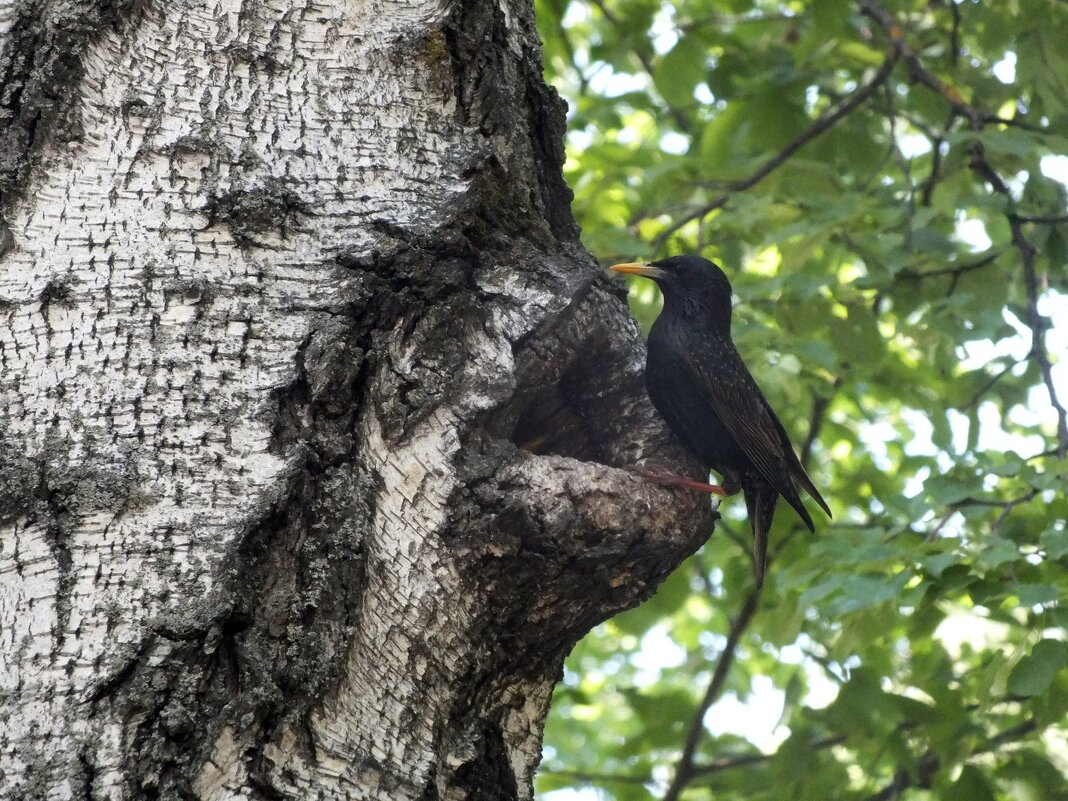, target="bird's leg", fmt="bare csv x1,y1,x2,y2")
720,470,742,496
631,468,731,497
